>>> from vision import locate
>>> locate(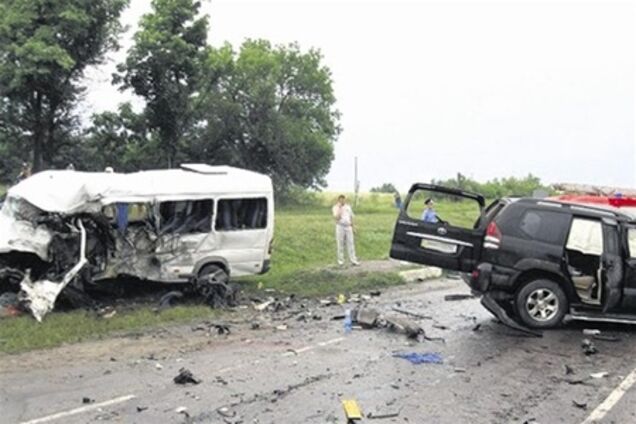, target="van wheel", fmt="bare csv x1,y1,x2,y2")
515,279,568,329
196,265,235,307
